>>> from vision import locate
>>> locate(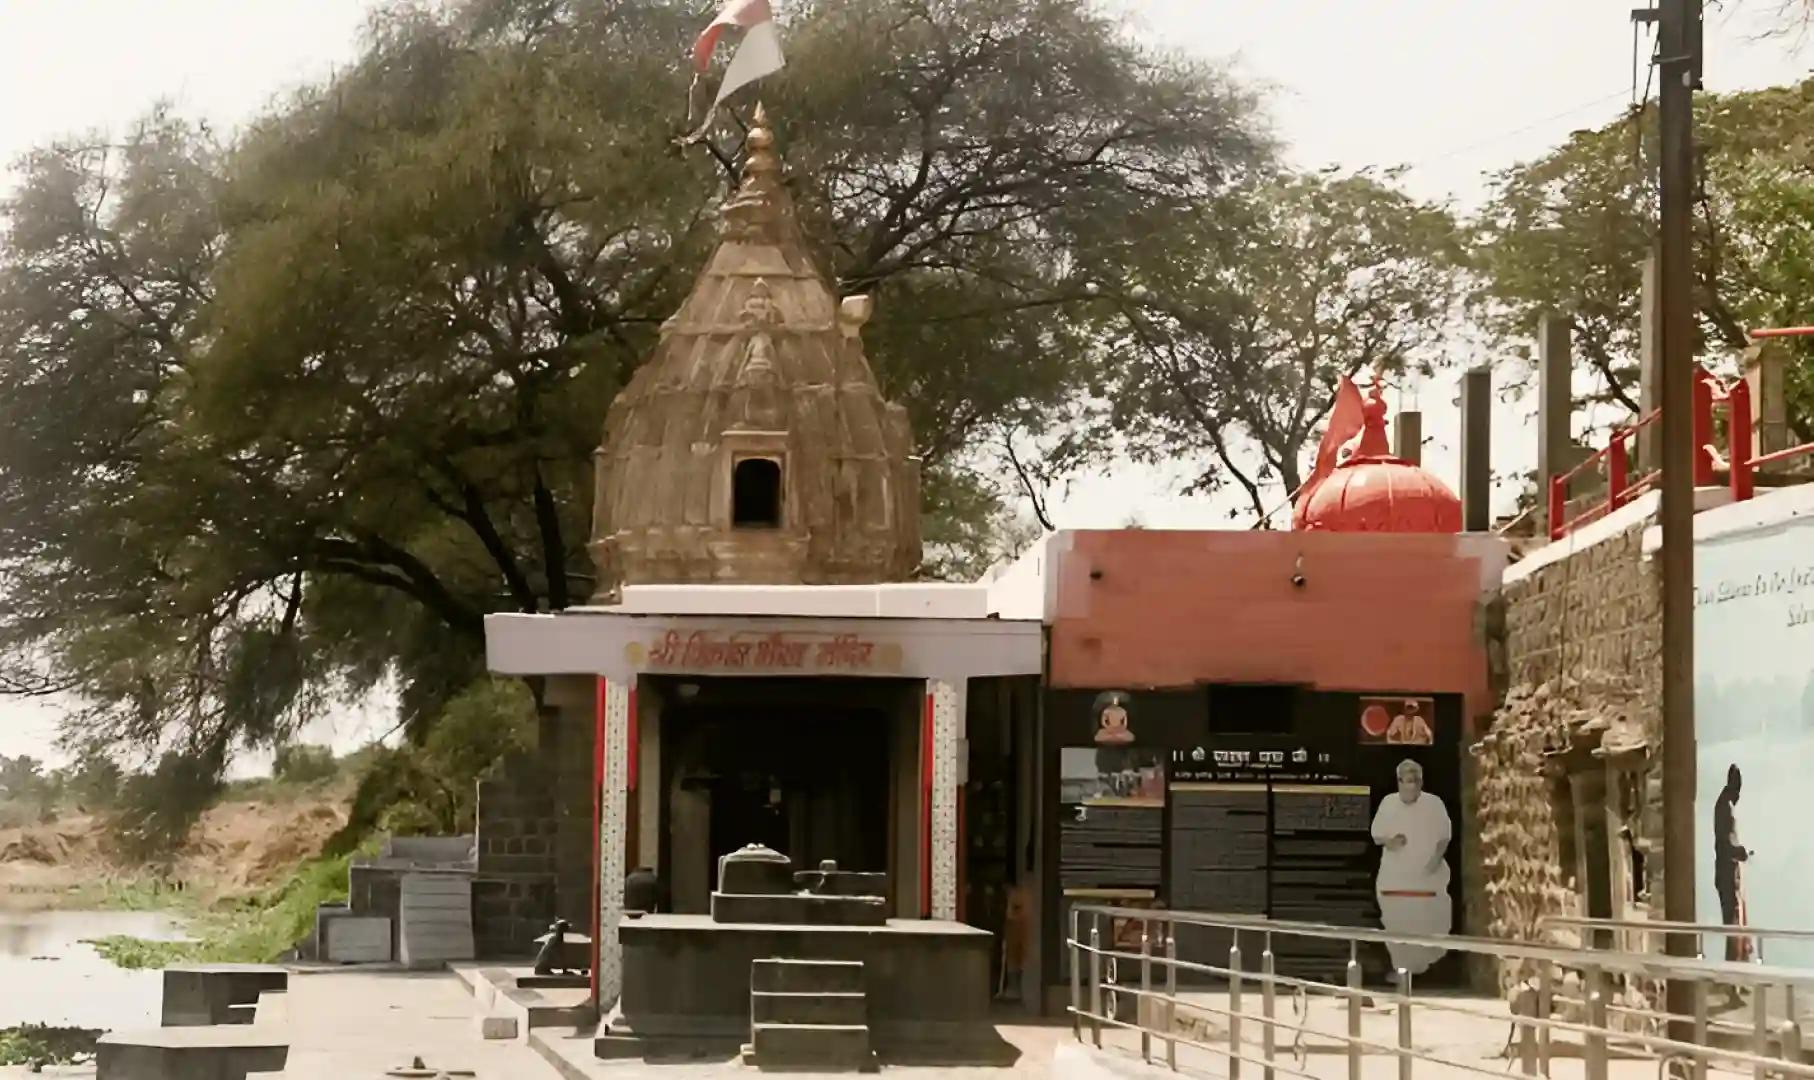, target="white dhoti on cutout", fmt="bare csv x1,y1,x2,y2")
1371,790,1452,976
